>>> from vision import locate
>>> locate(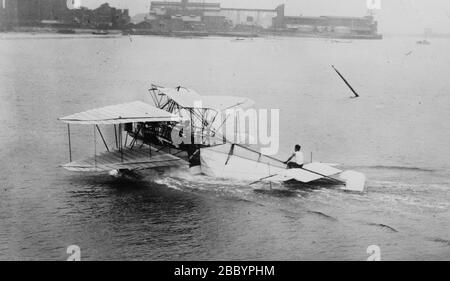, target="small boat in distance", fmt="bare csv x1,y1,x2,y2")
57,29,76,34
92,30,109,35
417,28,432,45
331,39,353,44
416,39,431,45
